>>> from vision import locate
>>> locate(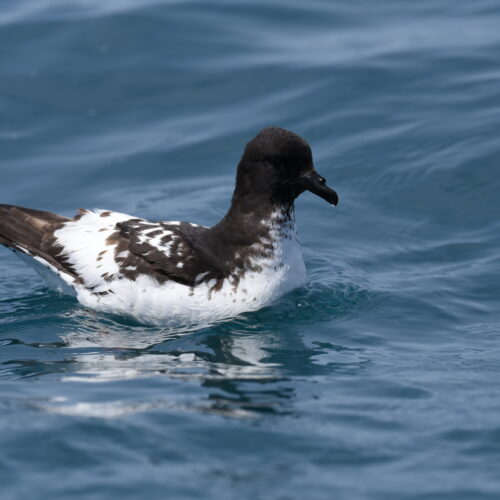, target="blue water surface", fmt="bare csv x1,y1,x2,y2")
1,1,500,498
